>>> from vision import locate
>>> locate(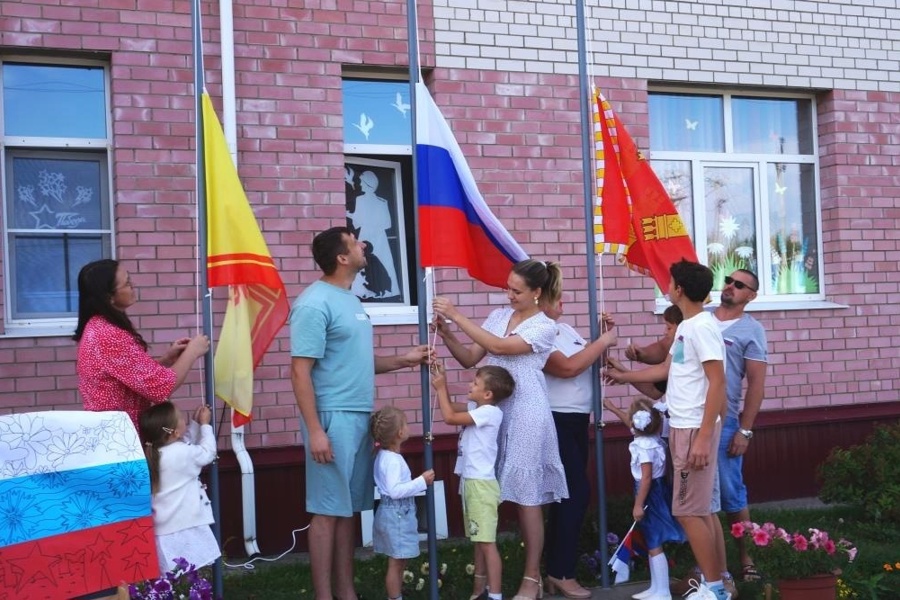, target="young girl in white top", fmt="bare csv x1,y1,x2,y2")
139,402,220,574
370,406,435,600
622,397,685,600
